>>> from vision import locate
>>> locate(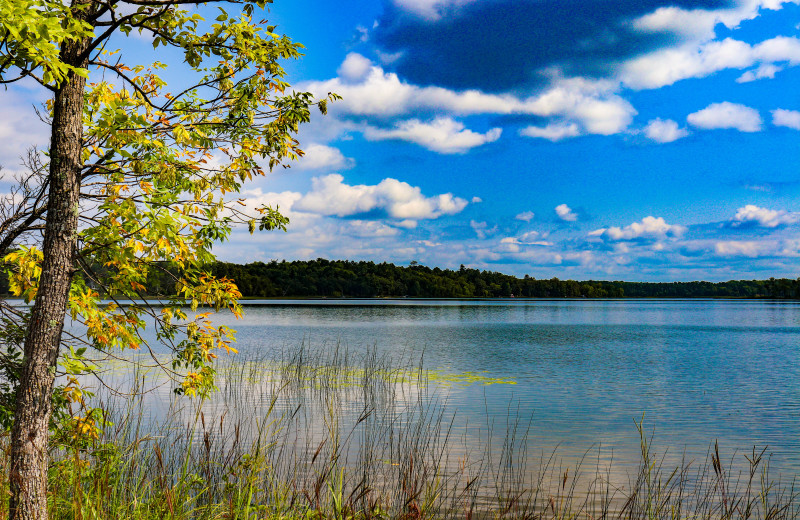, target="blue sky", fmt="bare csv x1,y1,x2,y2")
3,0,800,281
